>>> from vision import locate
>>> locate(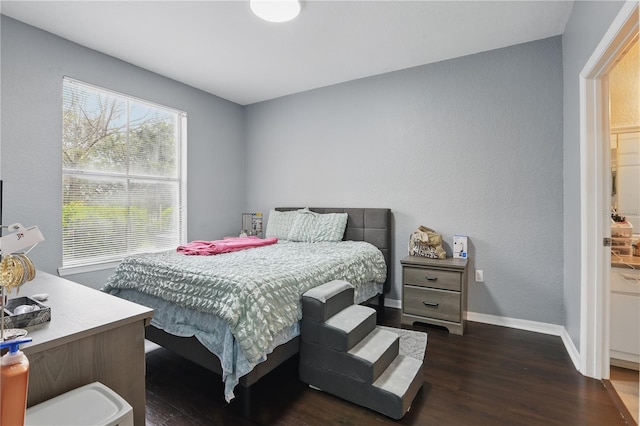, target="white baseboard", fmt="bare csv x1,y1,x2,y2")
466,311,581,372
382,303,582,372
466,311,564,335
610,356,640,371
610,350,640,366
560,327,581,372
383,297,402,309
